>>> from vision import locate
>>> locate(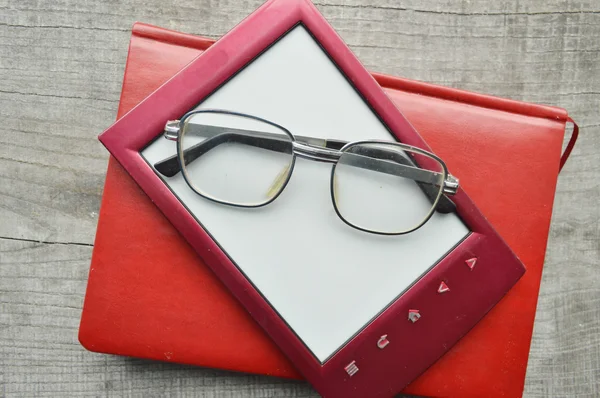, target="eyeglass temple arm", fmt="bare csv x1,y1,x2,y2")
348,149,456,213
153,129,291,178
153,124,456,213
